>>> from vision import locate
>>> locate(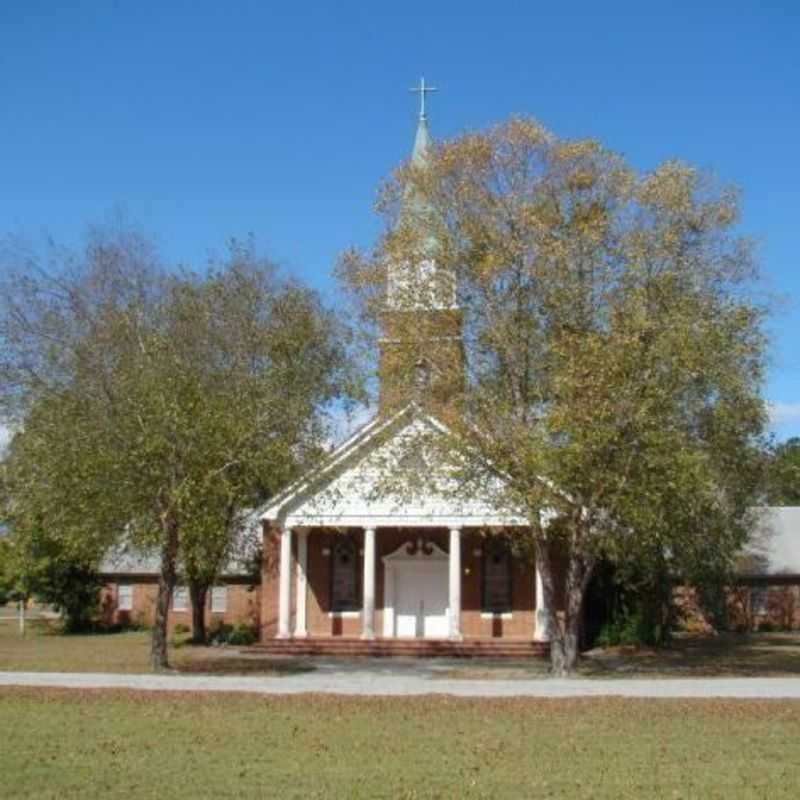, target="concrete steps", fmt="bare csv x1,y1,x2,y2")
250,637,550,659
